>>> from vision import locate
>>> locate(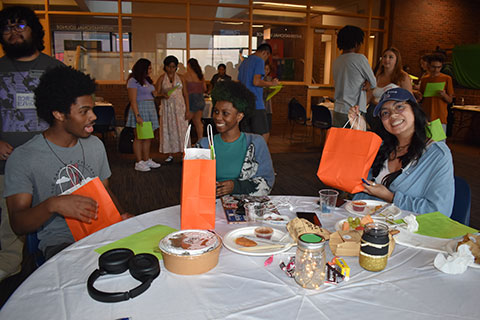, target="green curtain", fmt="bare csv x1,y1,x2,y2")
453,44,480,89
